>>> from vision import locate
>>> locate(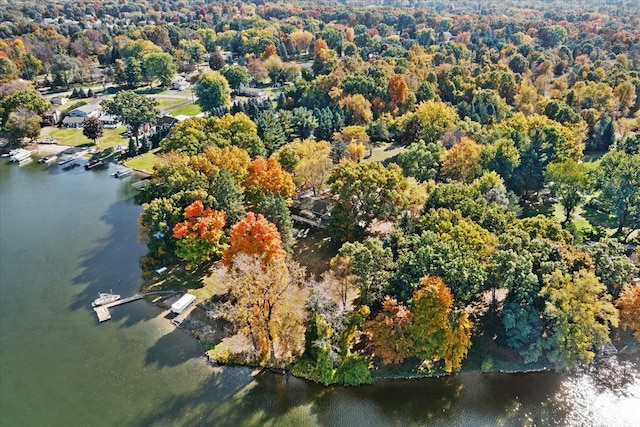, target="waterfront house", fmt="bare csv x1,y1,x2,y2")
68,104,101,119
43,109,62,126
61,116,85,128
99,114,121,129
